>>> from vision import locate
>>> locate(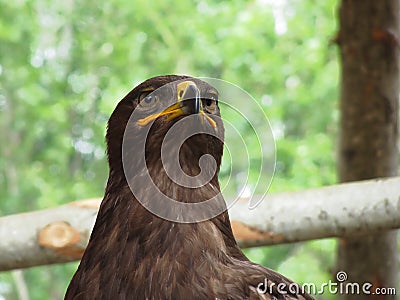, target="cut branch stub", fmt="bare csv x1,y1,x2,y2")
231,220,285,247
38,221,84,259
